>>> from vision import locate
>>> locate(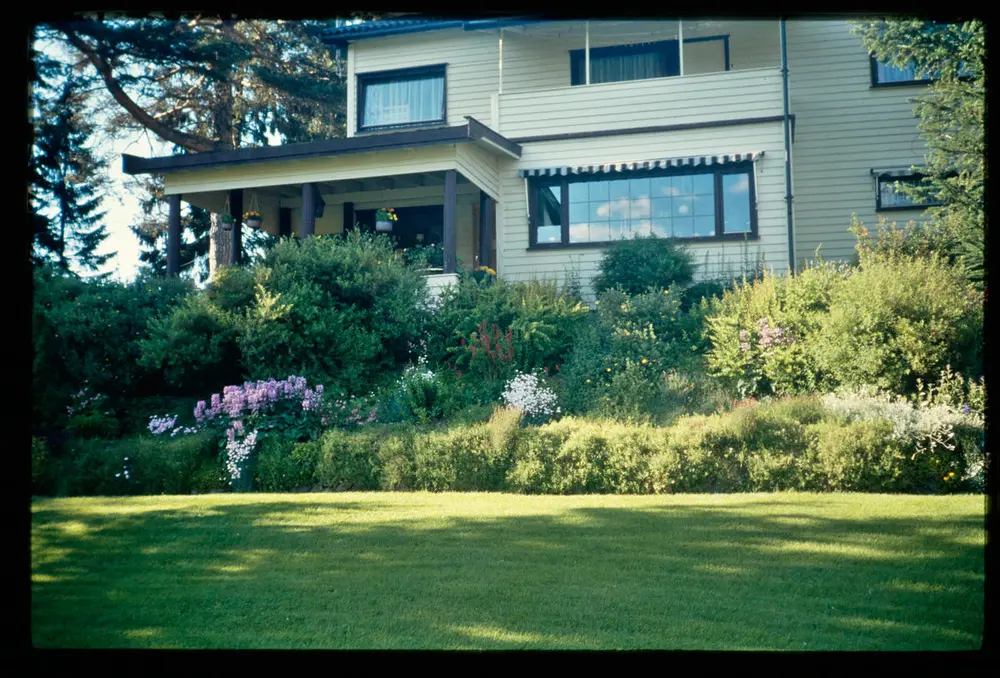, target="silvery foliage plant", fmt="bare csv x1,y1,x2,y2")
822,385,986,490
501,370,561,425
